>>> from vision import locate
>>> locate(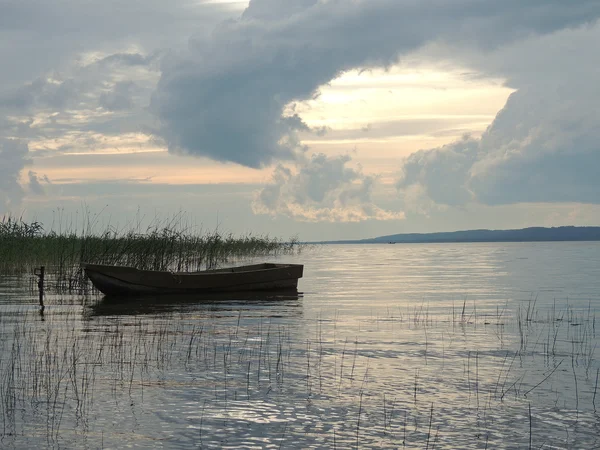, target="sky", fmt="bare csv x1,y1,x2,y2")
1,0,599,241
